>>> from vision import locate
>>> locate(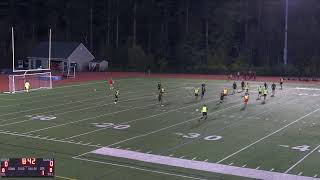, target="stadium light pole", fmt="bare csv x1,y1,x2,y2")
11,27,15,71
283,0,288,65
